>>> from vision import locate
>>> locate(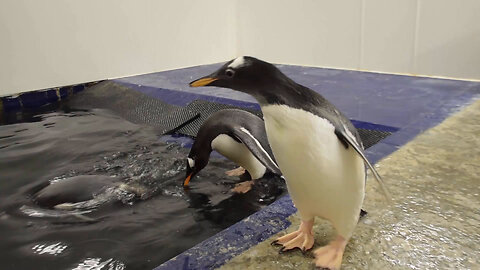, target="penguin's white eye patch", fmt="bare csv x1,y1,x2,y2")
225,69,235,78
187,158,195,168
228,56,246,69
